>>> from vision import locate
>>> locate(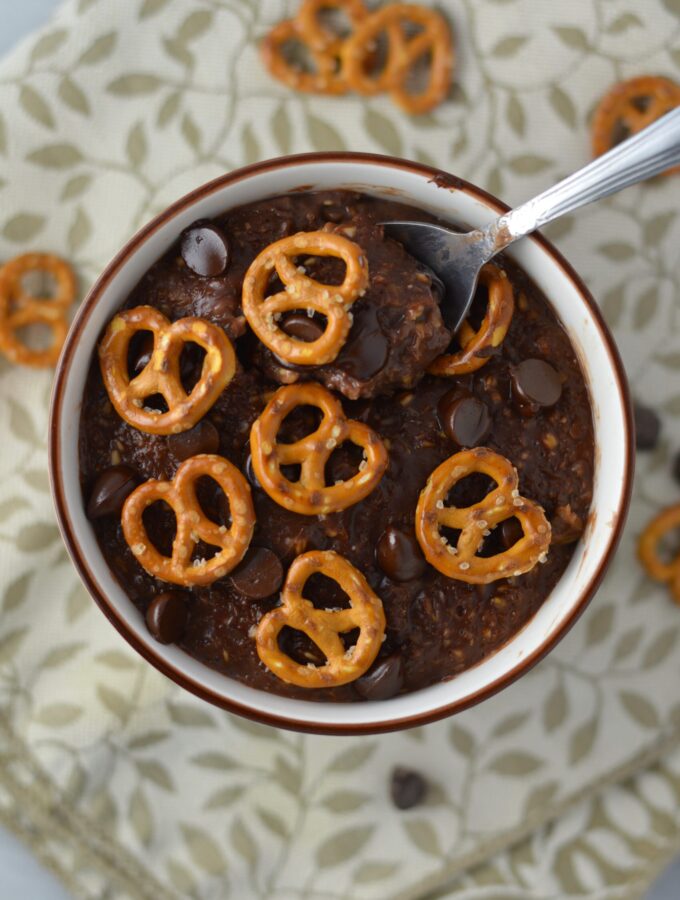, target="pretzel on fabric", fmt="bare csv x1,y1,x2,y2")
592,76,680,175
0,253,76,367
